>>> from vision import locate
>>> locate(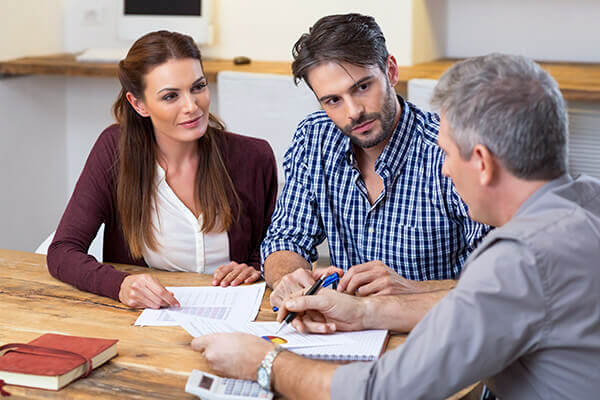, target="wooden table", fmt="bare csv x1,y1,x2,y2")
0,249,473,399
1,54,599,102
